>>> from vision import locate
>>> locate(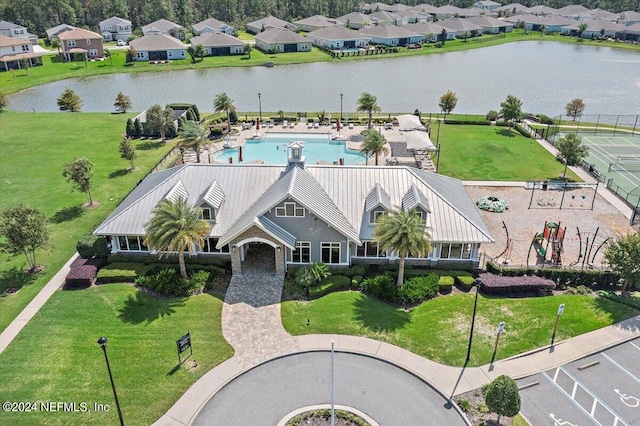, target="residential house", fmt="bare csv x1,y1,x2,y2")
439,18,483,38
358,25,423,46
617,22,640,41
306,27,370,50
254,28,311,53
395,9,432,25
473,1,501,11
618,11,640,26
336,12,373,30
504,15,573,33
433,6,466,20
142,19,186,40
58,28,104,61
561,19,625,38
457,9,484,19
192,17,235,35
99,17,132,41
466,16,514,34
129,34,186,61
579,9,619,22
189,33,244,56
556,5,591,20
526,5,558,16
246,16,297,34
0,20,37,44
45,24,76,41
411,4,439,17
0,34,43,71
93,147,493,276
368,11,401,26
293,15,341,32
406,22,456,41
362,2,408,13
497,3,529,17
